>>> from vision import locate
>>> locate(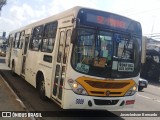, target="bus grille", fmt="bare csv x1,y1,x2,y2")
94,99,119,105
90,91,122,95
85,80,130,89
76,77,135,97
